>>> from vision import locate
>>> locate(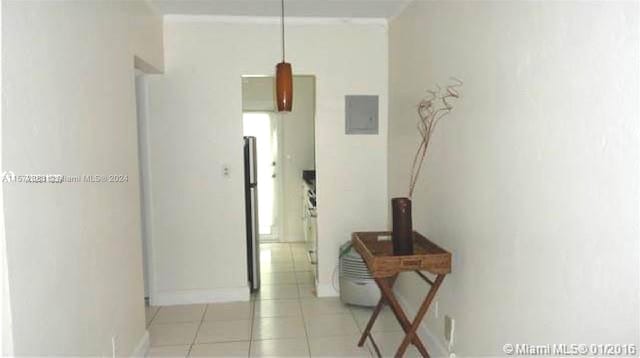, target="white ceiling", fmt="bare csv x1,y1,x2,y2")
150,0,411,19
